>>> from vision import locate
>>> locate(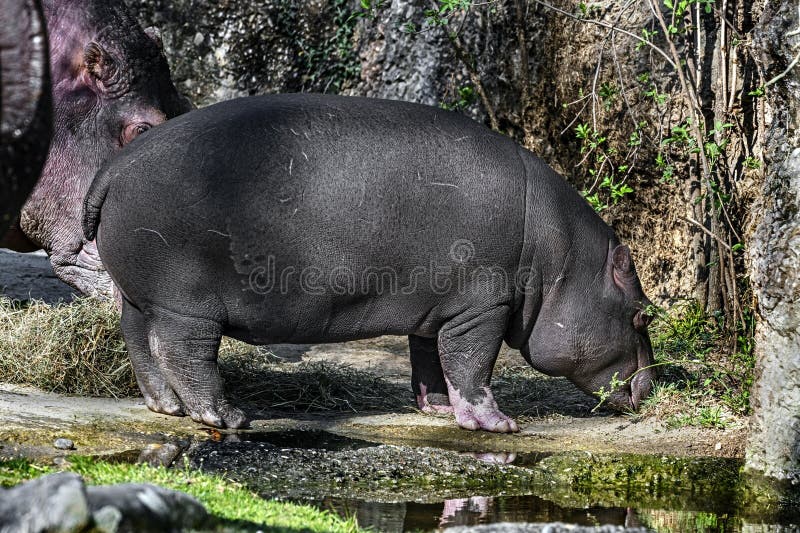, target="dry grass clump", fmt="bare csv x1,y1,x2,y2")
492,365,598,420
0,297,136,397
0,297,411,412
219,340,412,414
